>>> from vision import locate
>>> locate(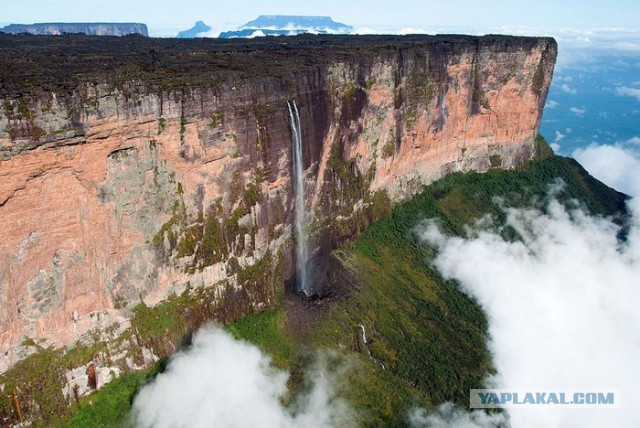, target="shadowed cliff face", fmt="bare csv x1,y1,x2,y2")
0,34,556,372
